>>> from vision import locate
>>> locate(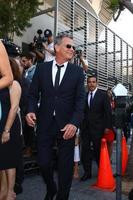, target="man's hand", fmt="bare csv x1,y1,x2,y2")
26,113,36,127
61,124,77,140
